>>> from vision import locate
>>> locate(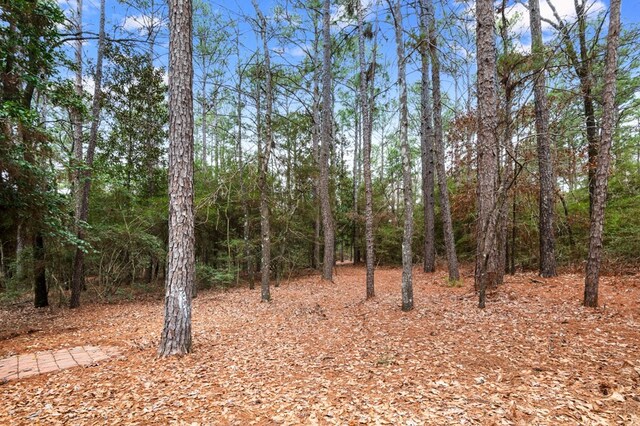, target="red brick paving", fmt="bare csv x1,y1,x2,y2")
0,346,120,382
